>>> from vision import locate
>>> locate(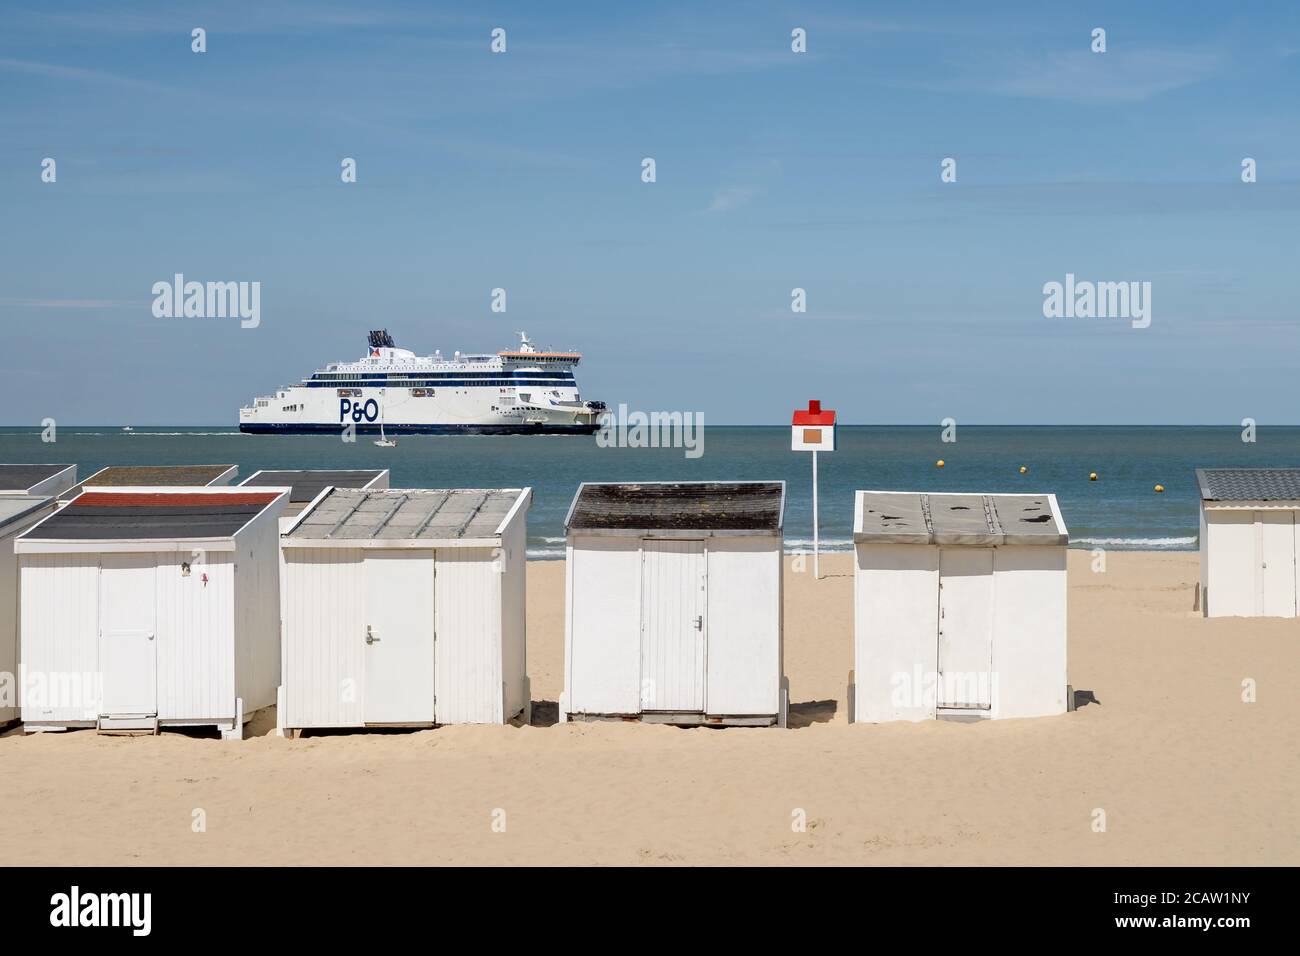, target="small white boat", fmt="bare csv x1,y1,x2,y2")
122,426,134,432
374,421,396,448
